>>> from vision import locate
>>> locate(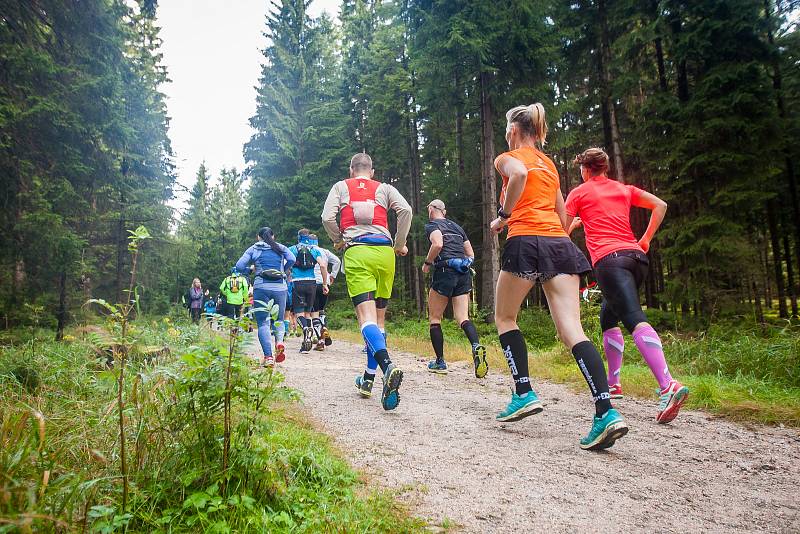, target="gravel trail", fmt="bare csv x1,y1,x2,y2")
264,335,800,533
